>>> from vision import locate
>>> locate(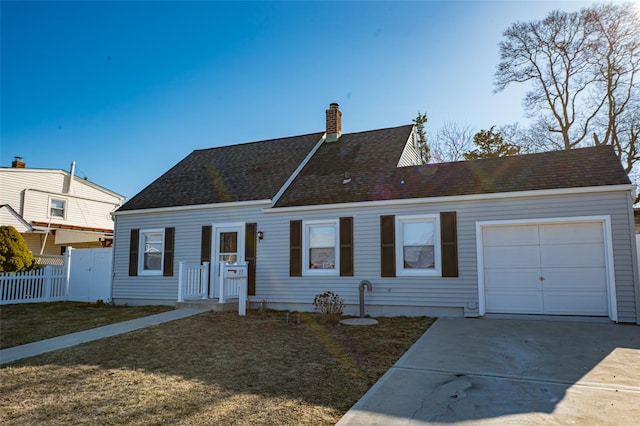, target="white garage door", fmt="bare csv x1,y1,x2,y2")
482,221,608,316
